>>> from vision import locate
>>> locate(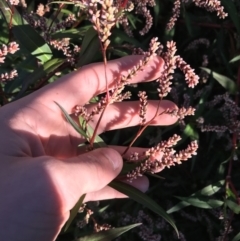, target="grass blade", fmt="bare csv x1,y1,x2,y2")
77,223,141,241
167,180,224,213
174,196,223,209
63,194,86,232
